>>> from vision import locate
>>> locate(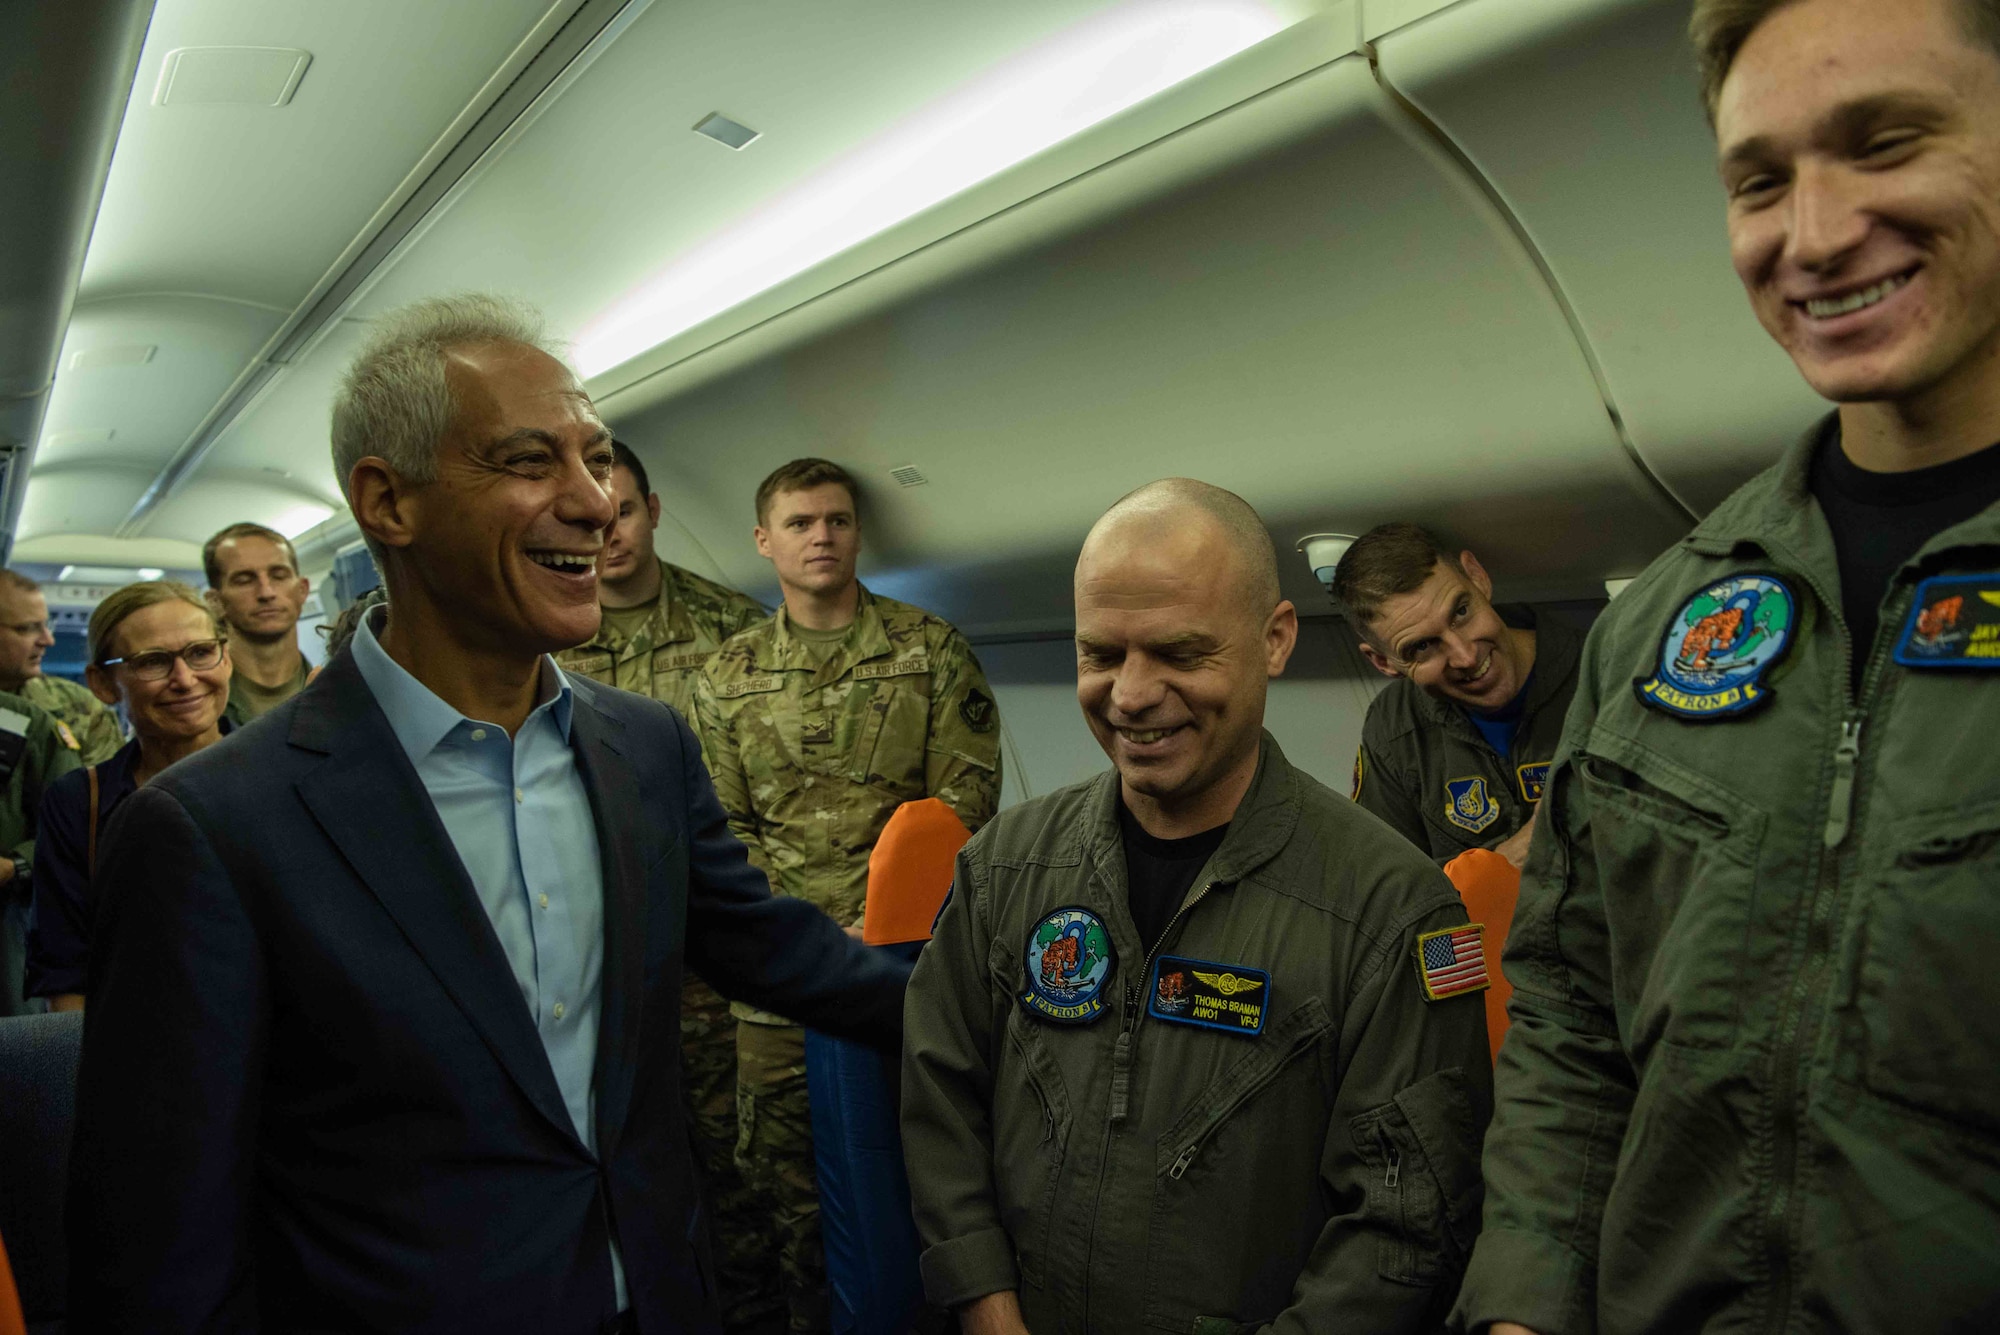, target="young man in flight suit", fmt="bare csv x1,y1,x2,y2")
1334,524,1581,869
555,438,773,1332
902,480,1491,1335
695,457,1002,1334
1459,1,2000,1331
